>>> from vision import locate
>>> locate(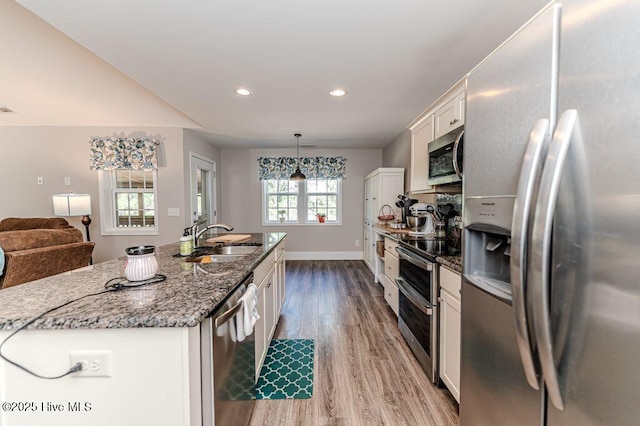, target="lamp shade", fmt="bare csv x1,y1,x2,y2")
52,194,91,217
